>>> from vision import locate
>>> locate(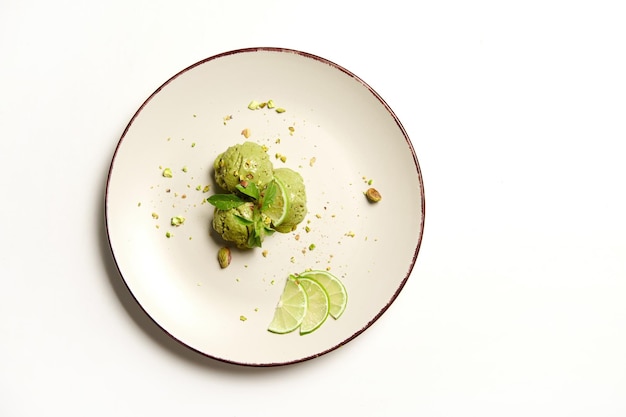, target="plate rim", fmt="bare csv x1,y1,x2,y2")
104,46,426,367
